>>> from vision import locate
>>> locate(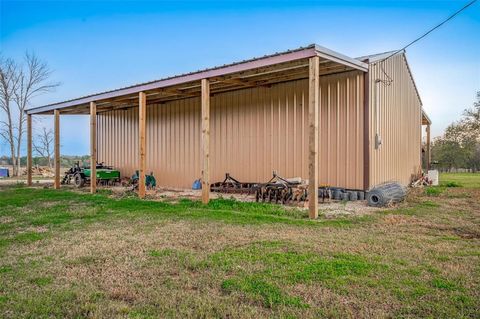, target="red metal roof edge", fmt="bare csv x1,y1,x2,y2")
27,44,368,114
